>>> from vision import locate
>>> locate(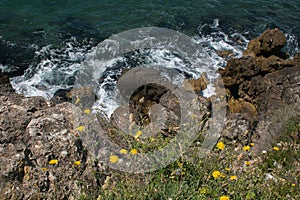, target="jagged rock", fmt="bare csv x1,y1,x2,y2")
243,29,287,58
0,90,106,199
221,113,252,144
0,28,299,198
219,56,262,89
0,71,15,96
0,71,9,85
219,29,297,106
220,29,300,153
227,98,257,117
216,50,234,60
185,72,208,93
242,65,300,113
